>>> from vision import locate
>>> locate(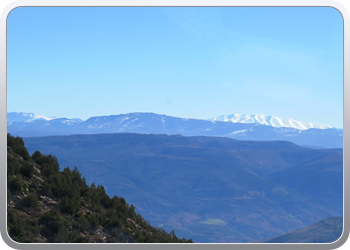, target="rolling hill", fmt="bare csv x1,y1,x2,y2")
253,216,343,243
23,133,343,242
